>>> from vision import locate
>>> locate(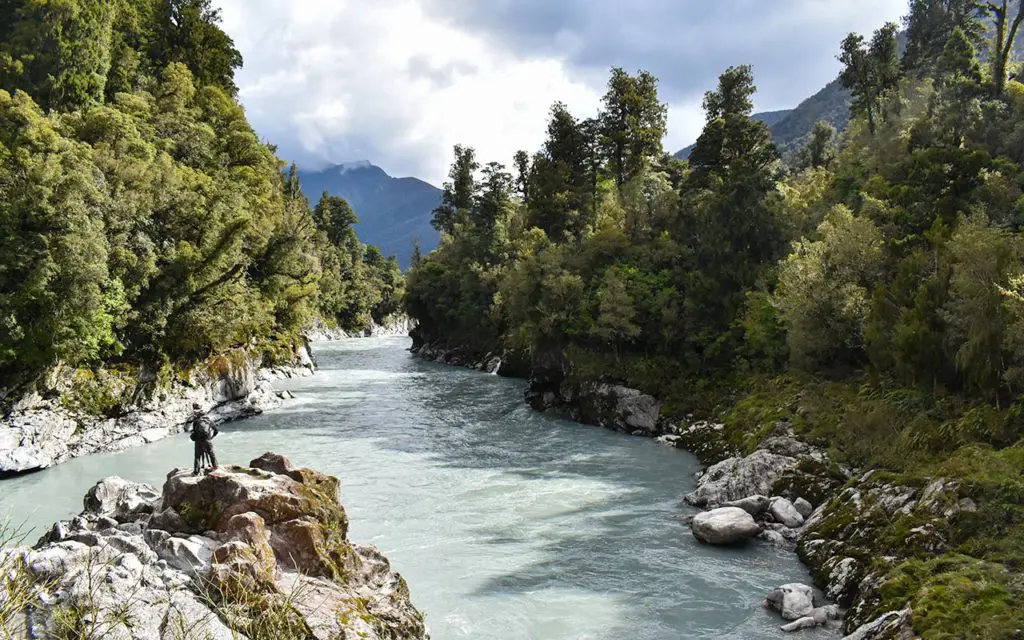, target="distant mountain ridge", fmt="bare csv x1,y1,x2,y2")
299,163,442,269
